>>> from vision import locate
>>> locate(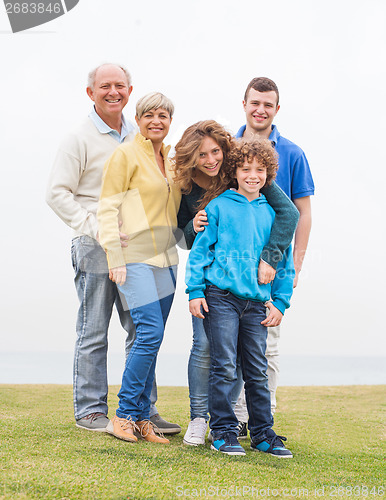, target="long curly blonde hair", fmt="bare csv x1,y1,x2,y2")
172,120,235,196
199,138,278,209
